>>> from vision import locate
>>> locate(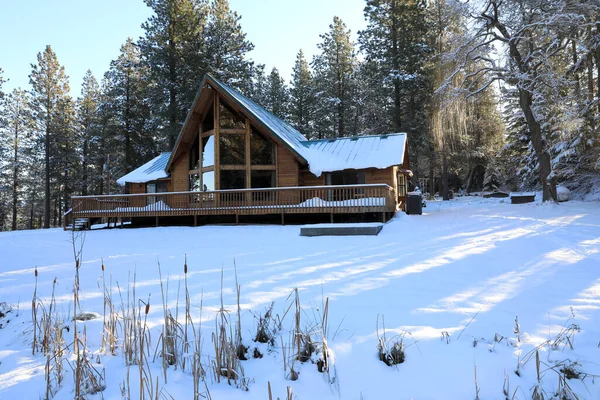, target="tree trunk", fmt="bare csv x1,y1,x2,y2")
441,139,449,200
391,1,402,131
168,16,178,149
429,144,435,198
12,121,19,230
44,124,51,228
82,138,88,196
518,88,556,202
